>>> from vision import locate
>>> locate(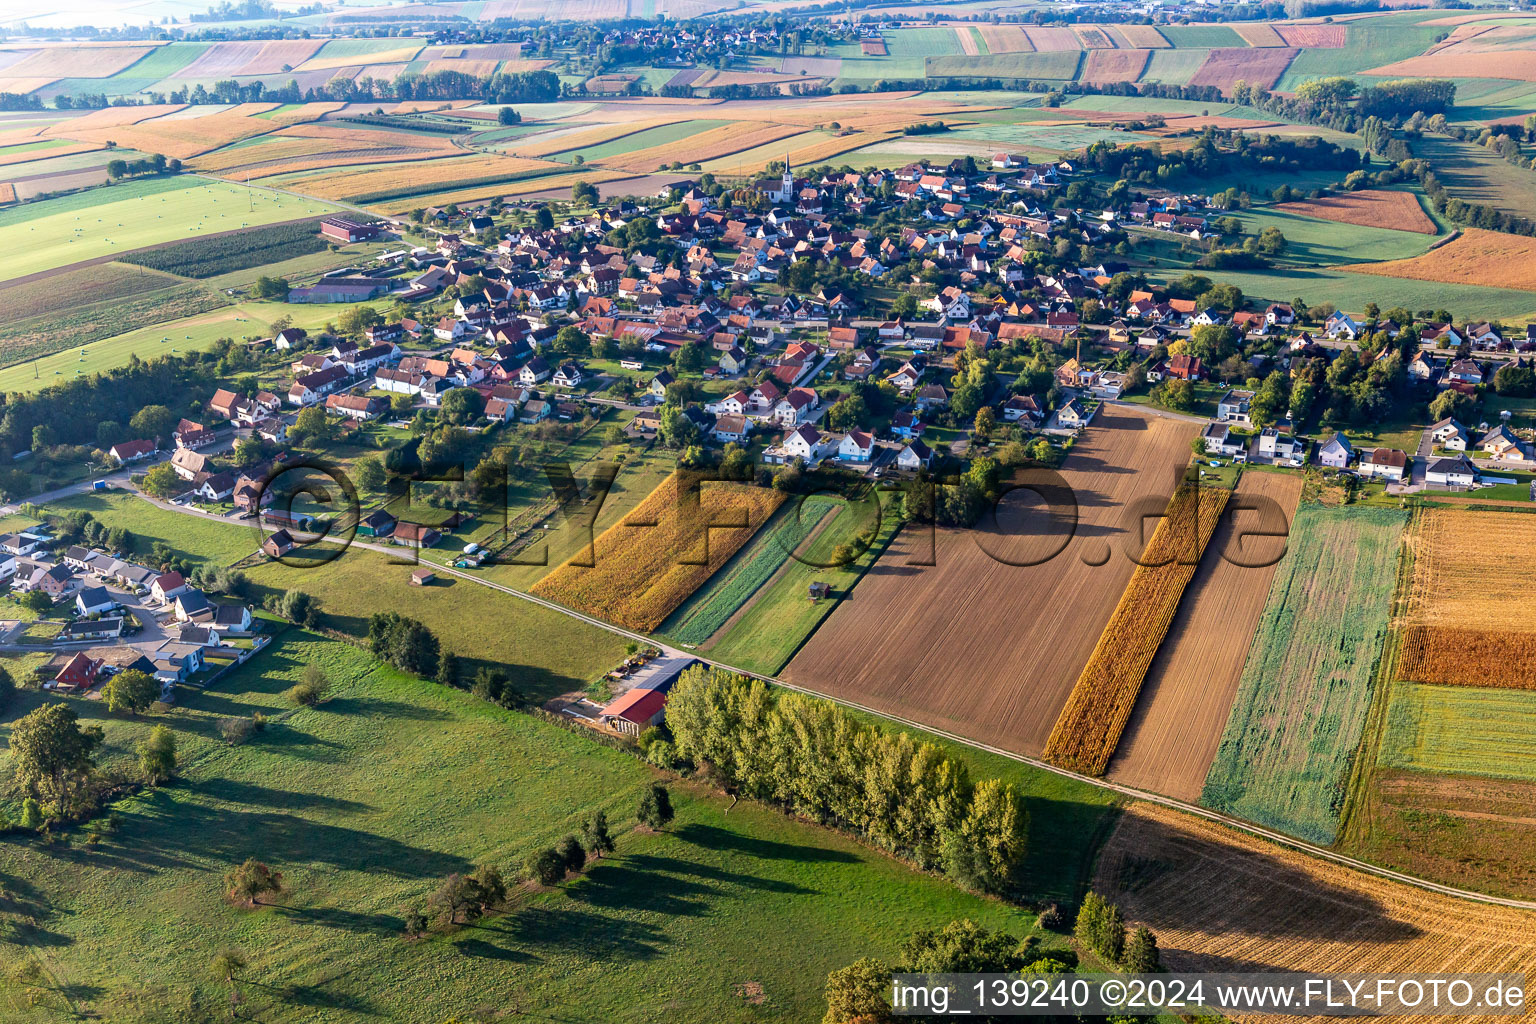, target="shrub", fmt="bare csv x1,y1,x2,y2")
523,847,566,886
